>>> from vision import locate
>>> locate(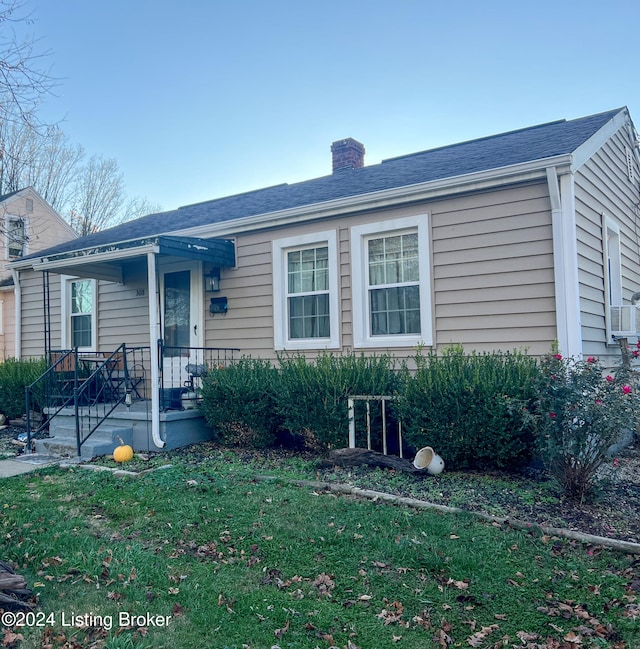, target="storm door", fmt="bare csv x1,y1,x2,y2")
160,262,203,389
